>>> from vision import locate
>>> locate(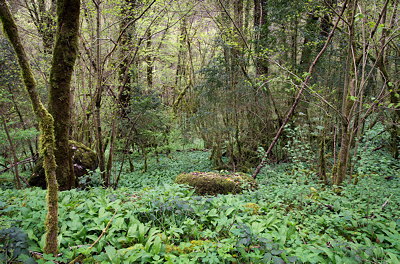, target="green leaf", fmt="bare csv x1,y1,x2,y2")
387,252,400,263
105,245,117,263
226,207,235,216
151,236,162,254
